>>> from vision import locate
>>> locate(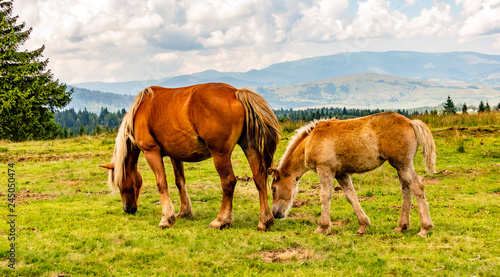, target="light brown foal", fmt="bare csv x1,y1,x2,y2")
270,112,436,237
